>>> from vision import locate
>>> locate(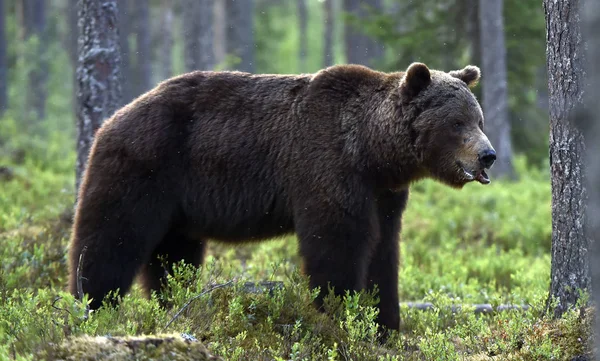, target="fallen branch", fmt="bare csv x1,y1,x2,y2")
163,280,235,331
